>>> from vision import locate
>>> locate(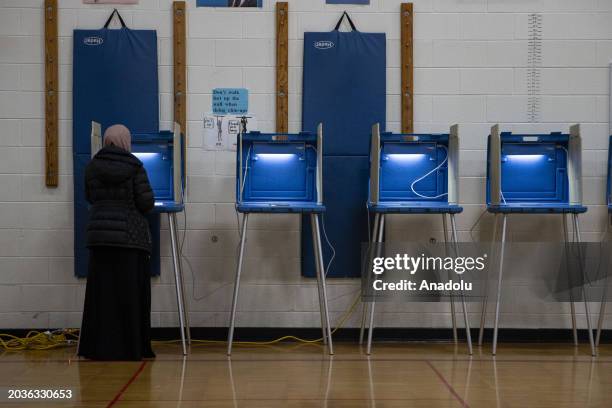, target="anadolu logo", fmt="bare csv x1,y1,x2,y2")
83,36,104,46
314,40,334,50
